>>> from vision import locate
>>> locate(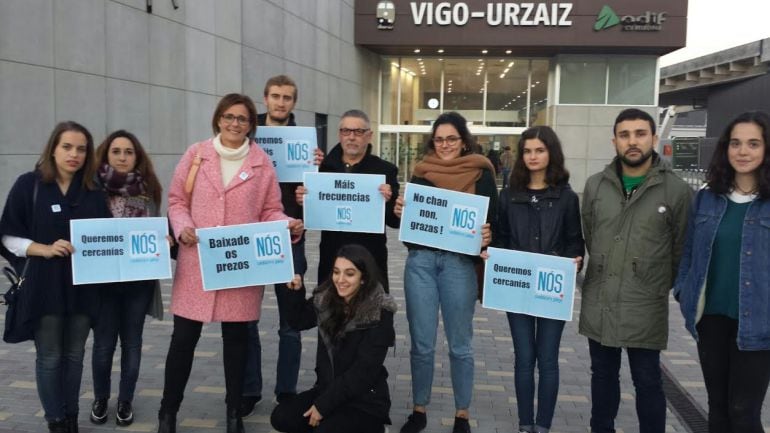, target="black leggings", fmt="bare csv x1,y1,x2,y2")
270,388,386,433
160,315,248,413
696,314,770,433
